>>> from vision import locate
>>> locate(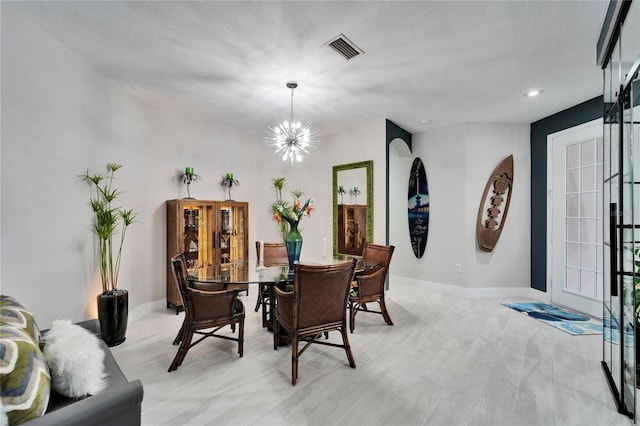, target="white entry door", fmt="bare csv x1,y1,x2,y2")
547,119,603,318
